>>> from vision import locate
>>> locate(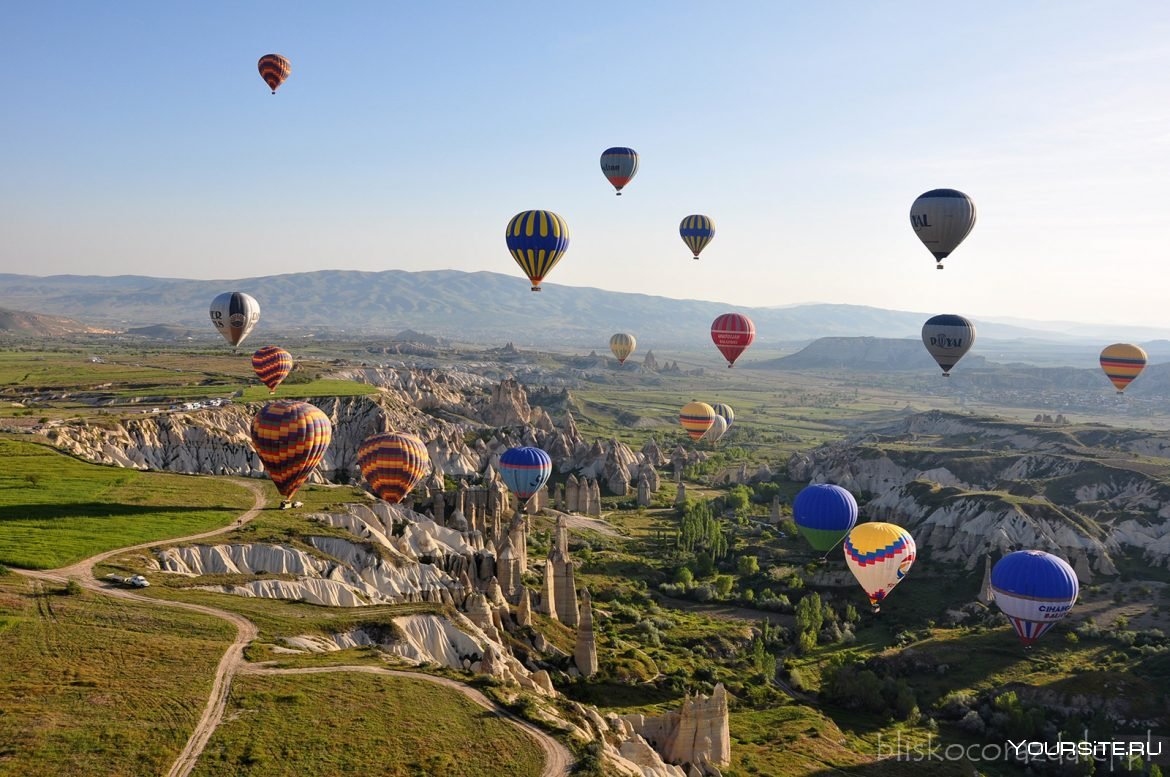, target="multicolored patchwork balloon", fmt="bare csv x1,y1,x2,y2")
250,401,331,499
251,346,293,394
357,432,430,504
